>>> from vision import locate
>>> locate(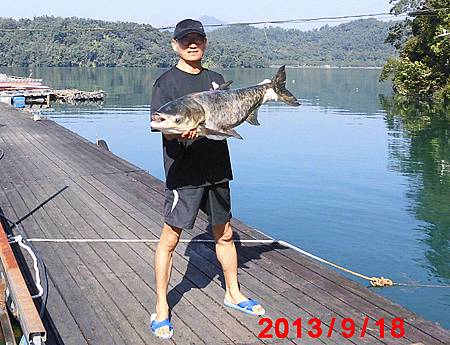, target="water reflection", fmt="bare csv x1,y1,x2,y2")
381,97,450,282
